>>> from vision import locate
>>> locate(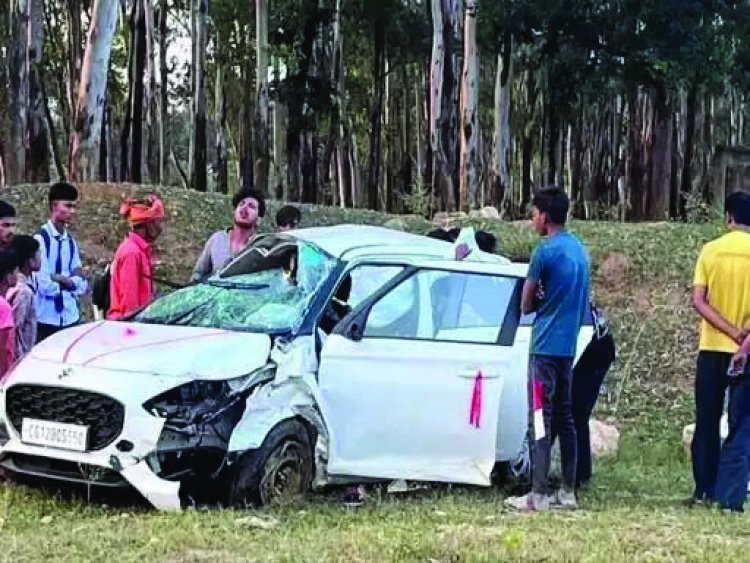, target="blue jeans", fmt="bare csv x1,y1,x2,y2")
529,355,576,494
715,379,750,511
691,352,732,501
